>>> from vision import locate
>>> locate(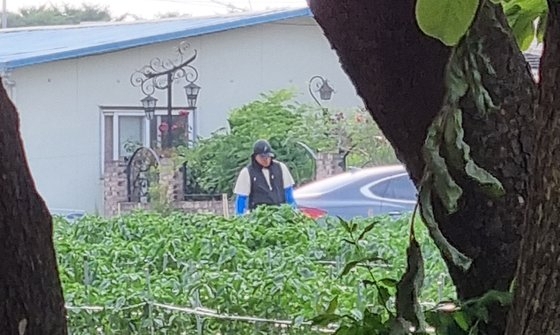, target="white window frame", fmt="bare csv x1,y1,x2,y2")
100,108,187,163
